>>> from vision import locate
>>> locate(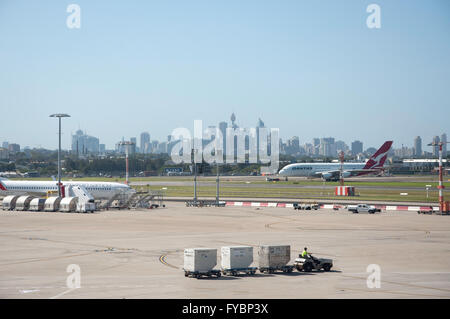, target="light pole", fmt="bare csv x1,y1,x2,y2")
191,149,198,204
118,141,135,185
215,150,223,206
49,114,70,197
427,141,450,213
426,185,431,200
